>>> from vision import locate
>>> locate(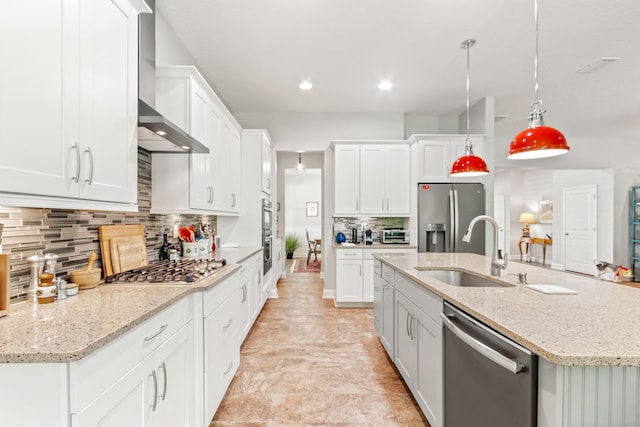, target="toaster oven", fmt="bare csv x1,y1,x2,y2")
381,230,410,244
